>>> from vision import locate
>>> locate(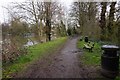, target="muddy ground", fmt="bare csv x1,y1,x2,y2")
12,37,114,79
